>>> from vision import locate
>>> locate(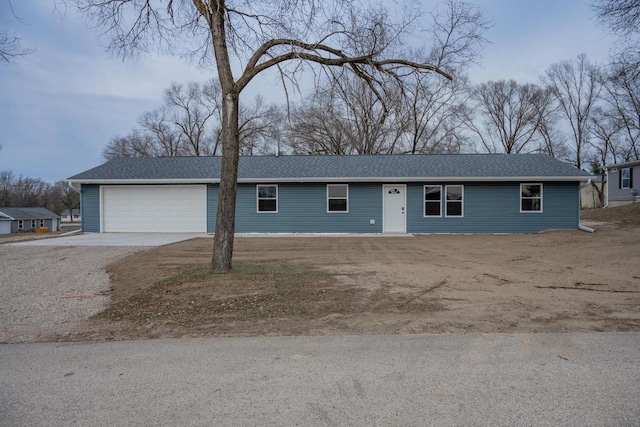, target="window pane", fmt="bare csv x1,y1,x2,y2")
258,199,277,212
328,199,347,211
258,186,276,199
425,186,441,201
446,186,462,201
446,201,462,216
622,168,630,179
425,202,441,216
521,184,540,198
328,185,347,198
521,199,541,211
